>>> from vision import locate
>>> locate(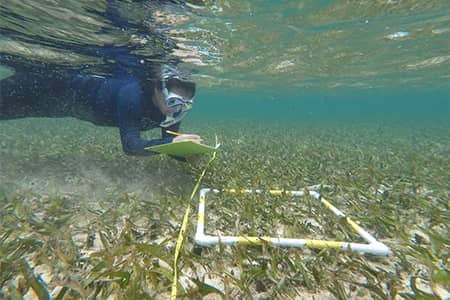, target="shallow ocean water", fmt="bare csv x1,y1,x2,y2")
0,1,449,299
